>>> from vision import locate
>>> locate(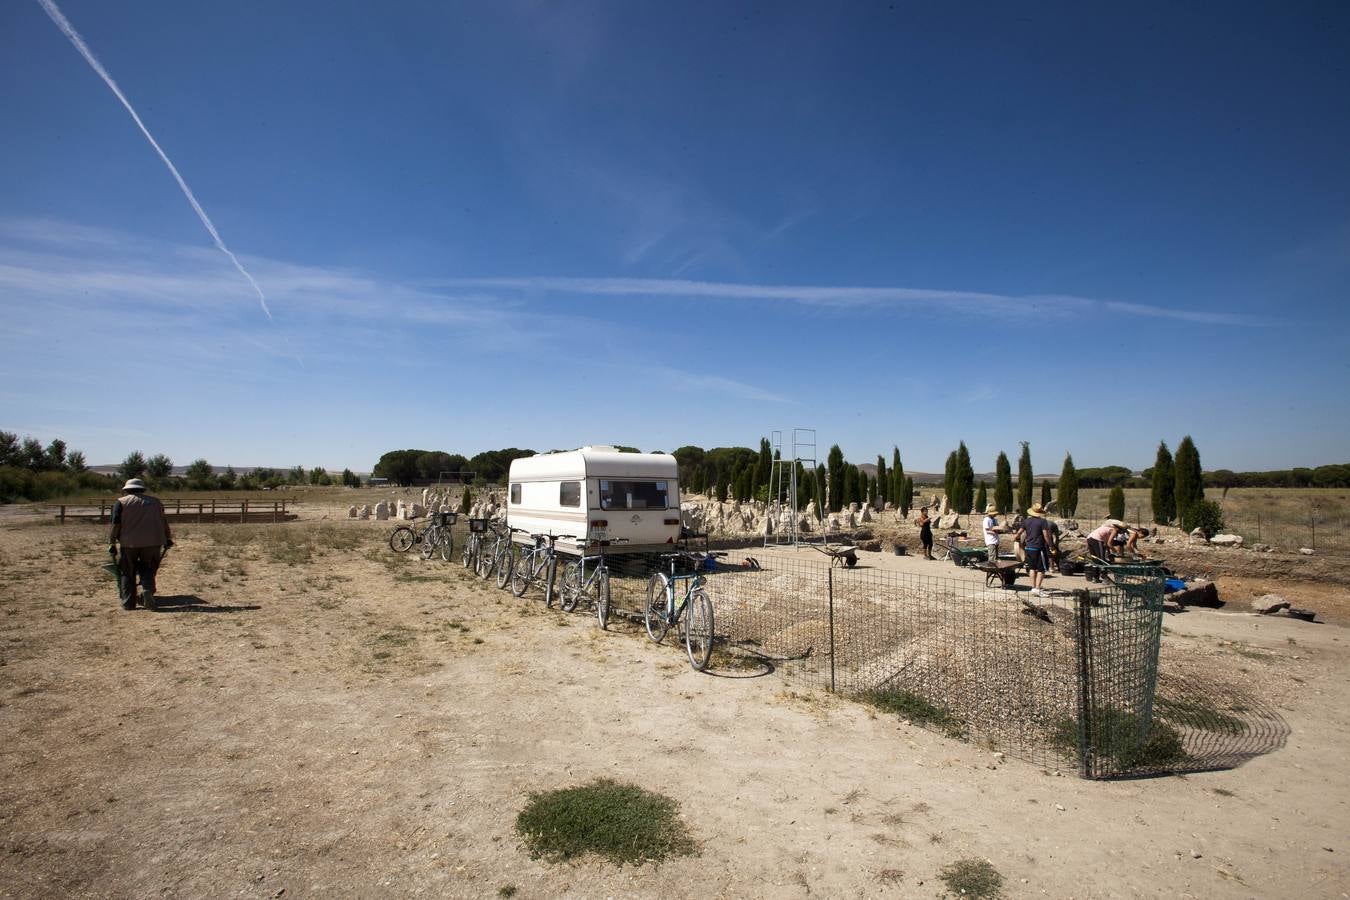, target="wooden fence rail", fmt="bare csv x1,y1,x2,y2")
54,498,297,524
